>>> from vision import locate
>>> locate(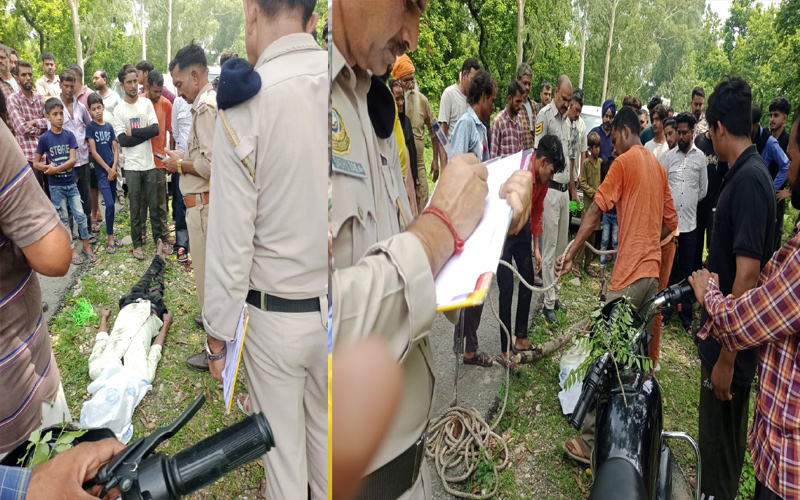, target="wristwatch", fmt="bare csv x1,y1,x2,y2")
177,158,184,175
204,338,226,361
